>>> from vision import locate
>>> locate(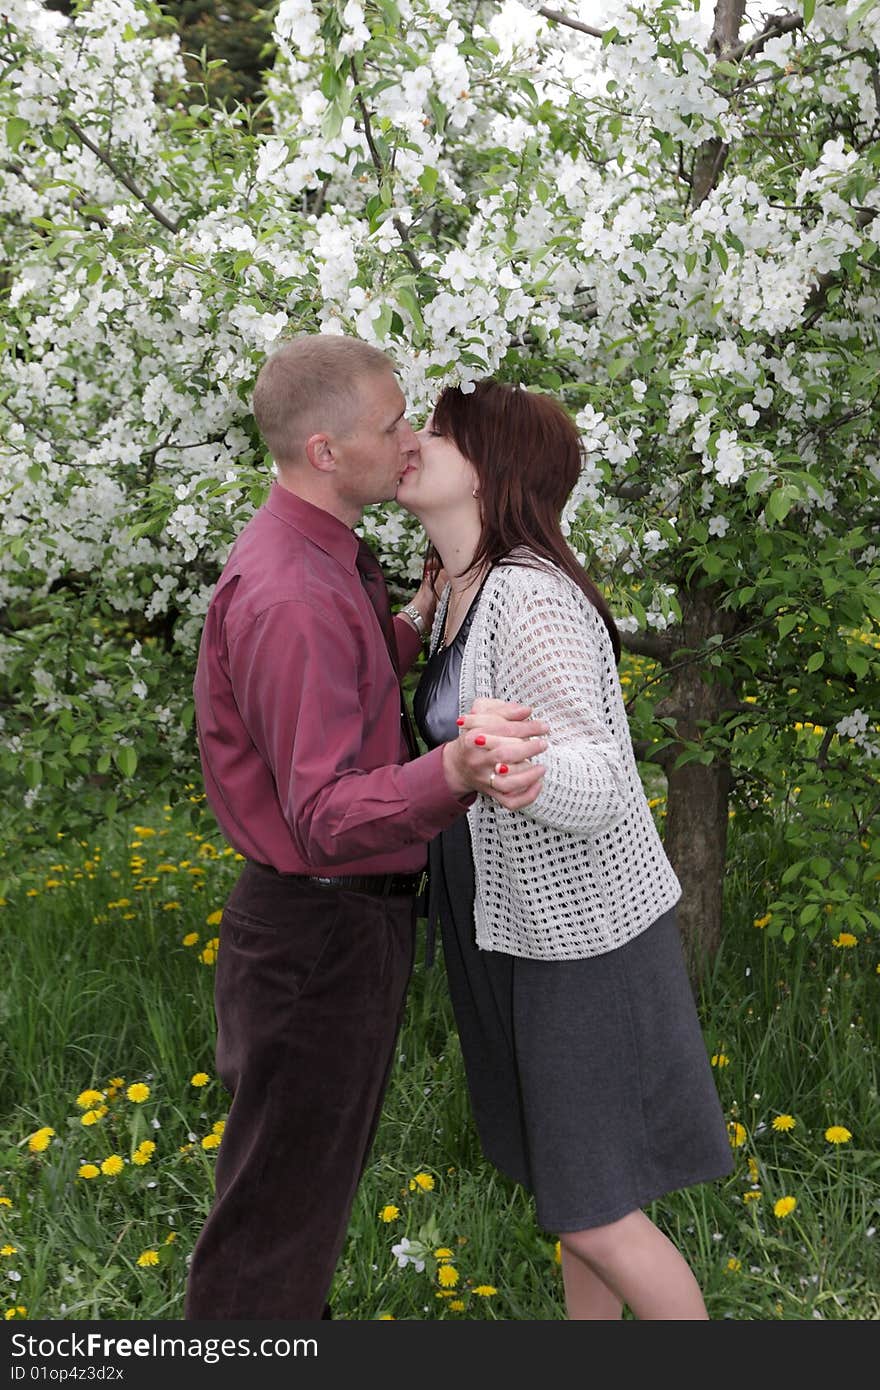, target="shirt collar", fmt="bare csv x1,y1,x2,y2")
265,480,359,573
